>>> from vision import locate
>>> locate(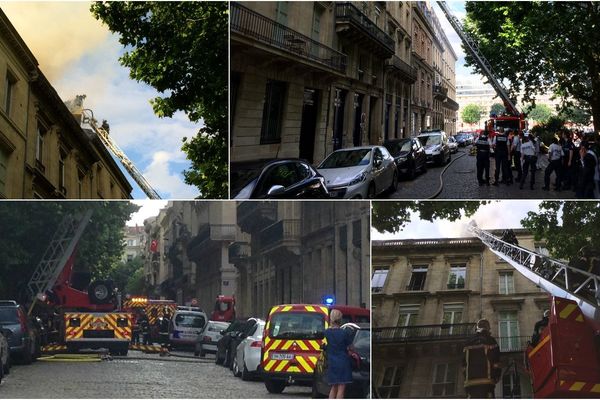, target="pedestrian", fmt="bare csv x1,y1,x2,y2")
158,308,172,347
475,129,492,186
543,136,563,191
531,310,550,347
520,133,537,190
510,131,522,183
463,319,501,399
132,311,141,344
492,128,511,185
139,312,150,345
324,309,353,399
576,141,597,199
561,131,575,190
